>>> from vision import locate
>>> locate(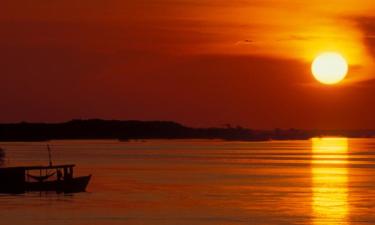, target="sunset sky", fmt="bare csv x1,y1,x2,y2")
1,0,375,129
